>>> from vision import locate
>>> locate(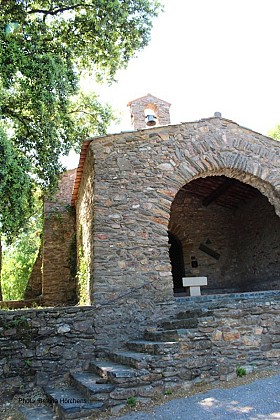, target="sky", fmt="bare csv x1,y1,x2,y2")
65,0,280,168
